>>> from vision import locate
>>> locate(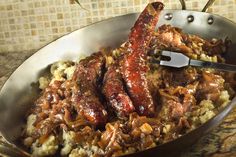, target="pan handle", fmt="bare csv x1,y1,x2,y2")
179,0,186,10
202,0,216,12
178,0,216,12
